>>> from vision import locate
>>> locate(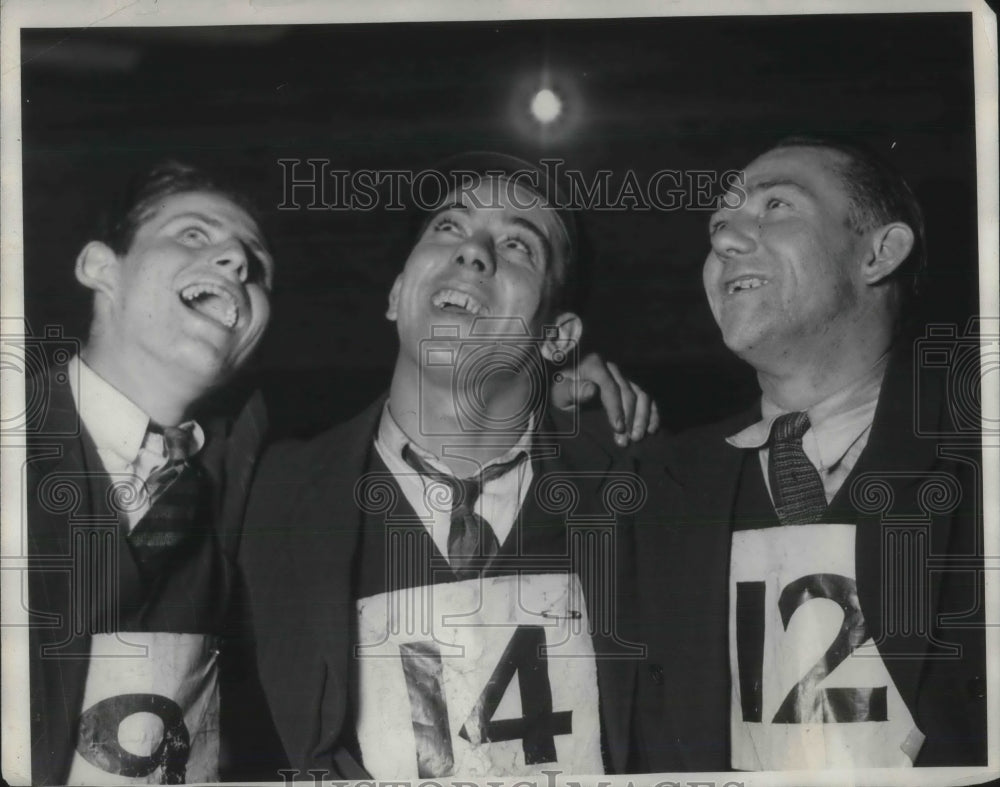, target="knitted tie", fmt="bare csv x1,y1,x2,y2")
402,445,528,579
768,411,828,526
128,425,209,577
